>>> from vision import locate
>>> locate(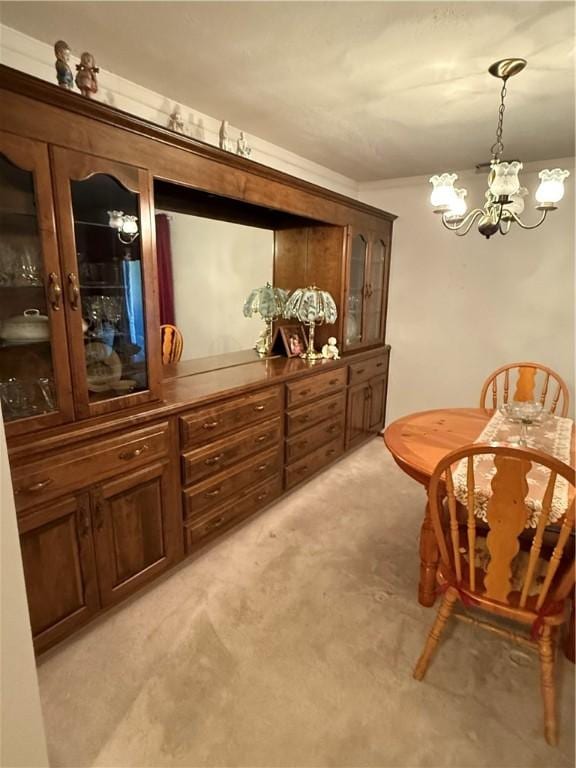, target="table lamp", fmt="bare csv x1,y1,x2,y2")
243,282,288,356
284,285,338,361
